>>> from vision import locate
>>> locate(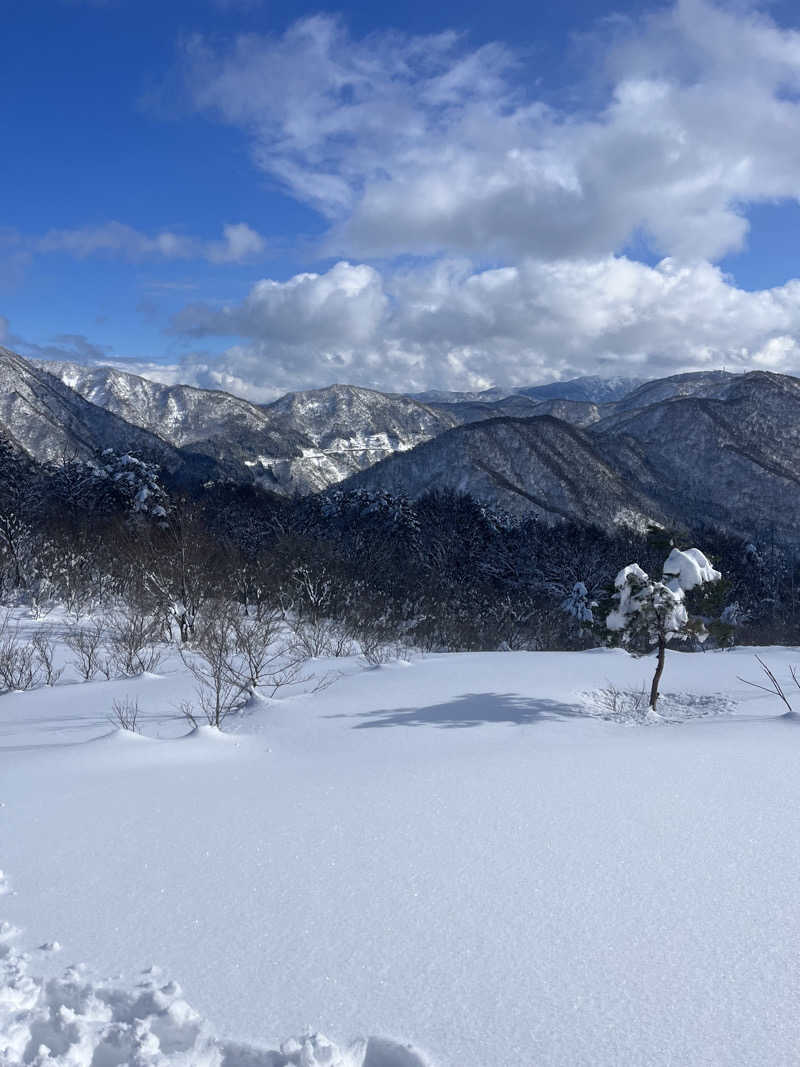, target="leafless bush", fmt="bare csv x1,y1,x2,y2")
283,565,355,658
109,696,140,733
358,631,408,667
65,619,107,681
591,684,650,722
177,699,200,728
181,608,314,727
180,612,243,728
0,631,43,691
32,629,63,686
230,611,308,696
290,617,355,658
106,609,164,677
